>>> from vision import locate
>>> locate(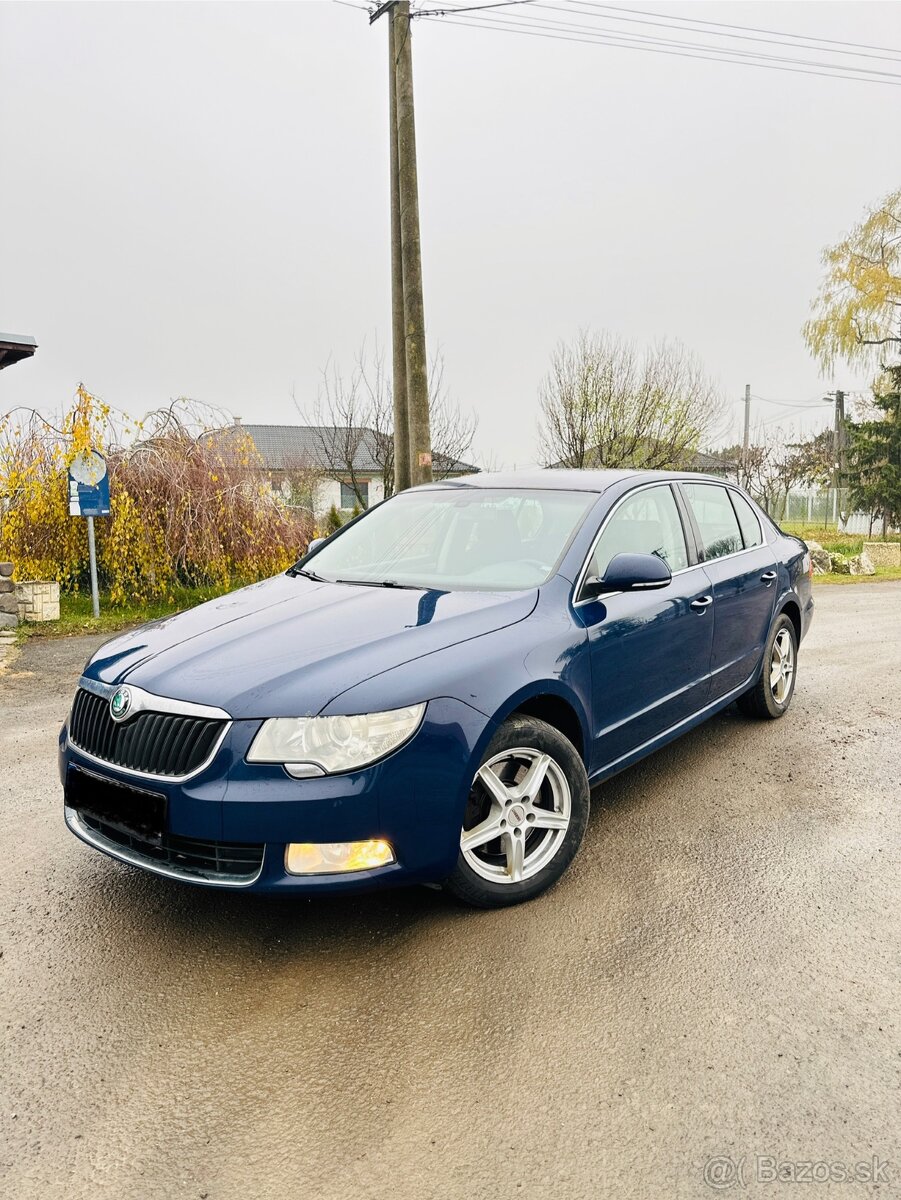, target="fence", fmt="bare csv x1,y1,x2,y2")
767,488,898,535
